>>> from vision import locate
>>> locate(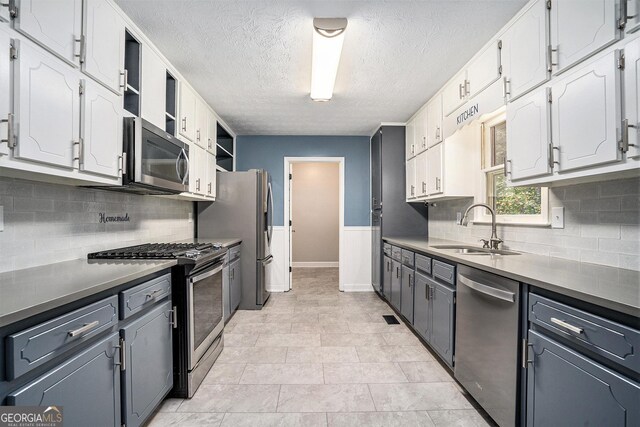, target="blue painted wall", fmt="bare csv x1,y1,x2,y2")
236,135,370,227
